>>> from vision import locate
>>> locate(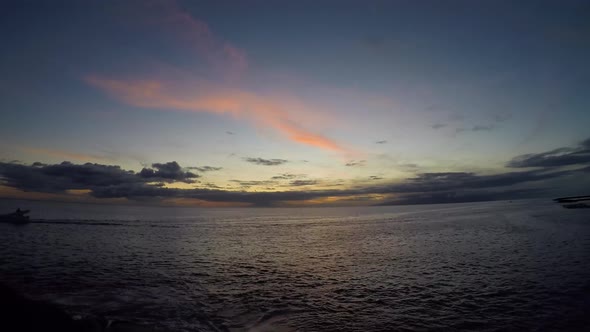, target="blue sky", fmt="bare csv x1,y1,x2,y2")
1,0,589,206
